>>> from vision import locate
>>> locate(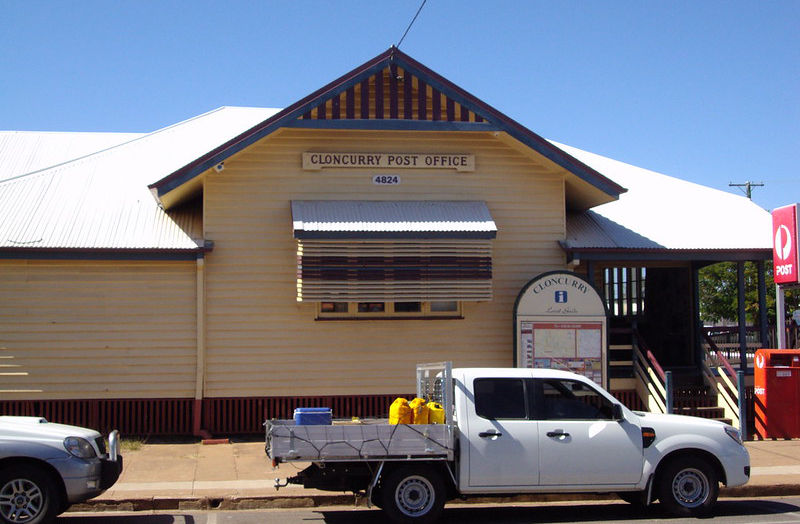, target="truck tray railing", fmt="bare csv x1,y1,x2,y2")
267,362,456,463
267,420,453,462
